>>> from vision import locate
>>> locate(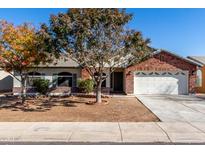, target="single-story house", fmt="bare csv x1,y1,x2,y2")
0,69,13,92
187,56,205,93
13,50,201,95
